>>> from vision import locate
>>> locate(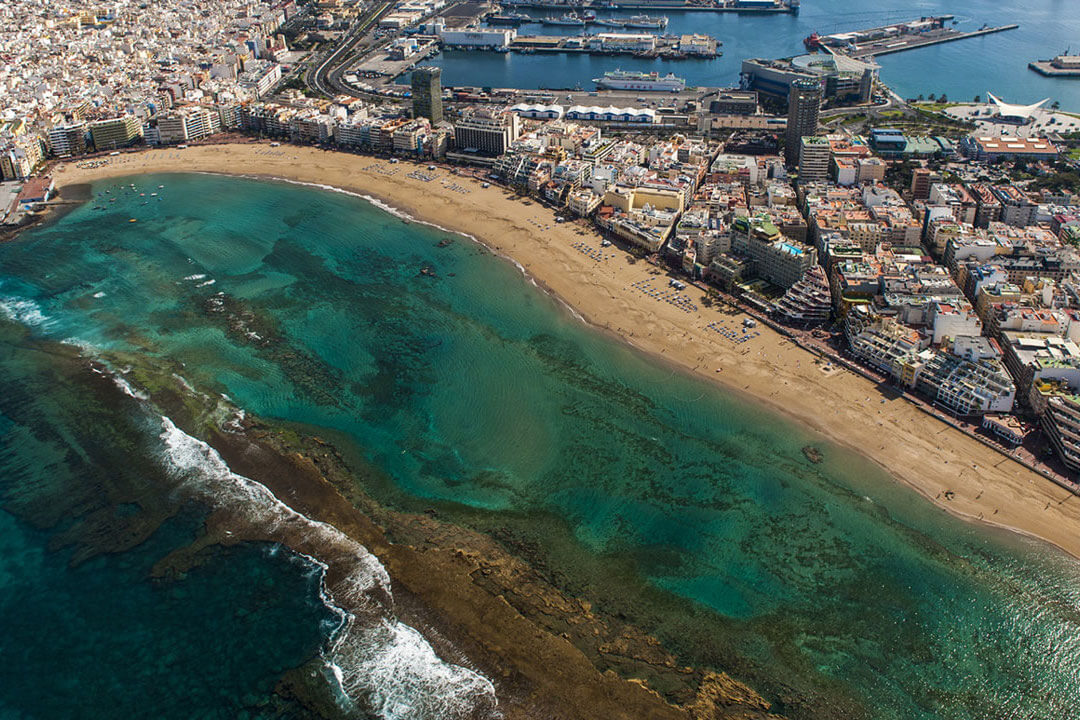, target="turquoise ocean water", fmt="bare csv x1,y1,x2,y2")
422,0,1080,110
2,174,1080,718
